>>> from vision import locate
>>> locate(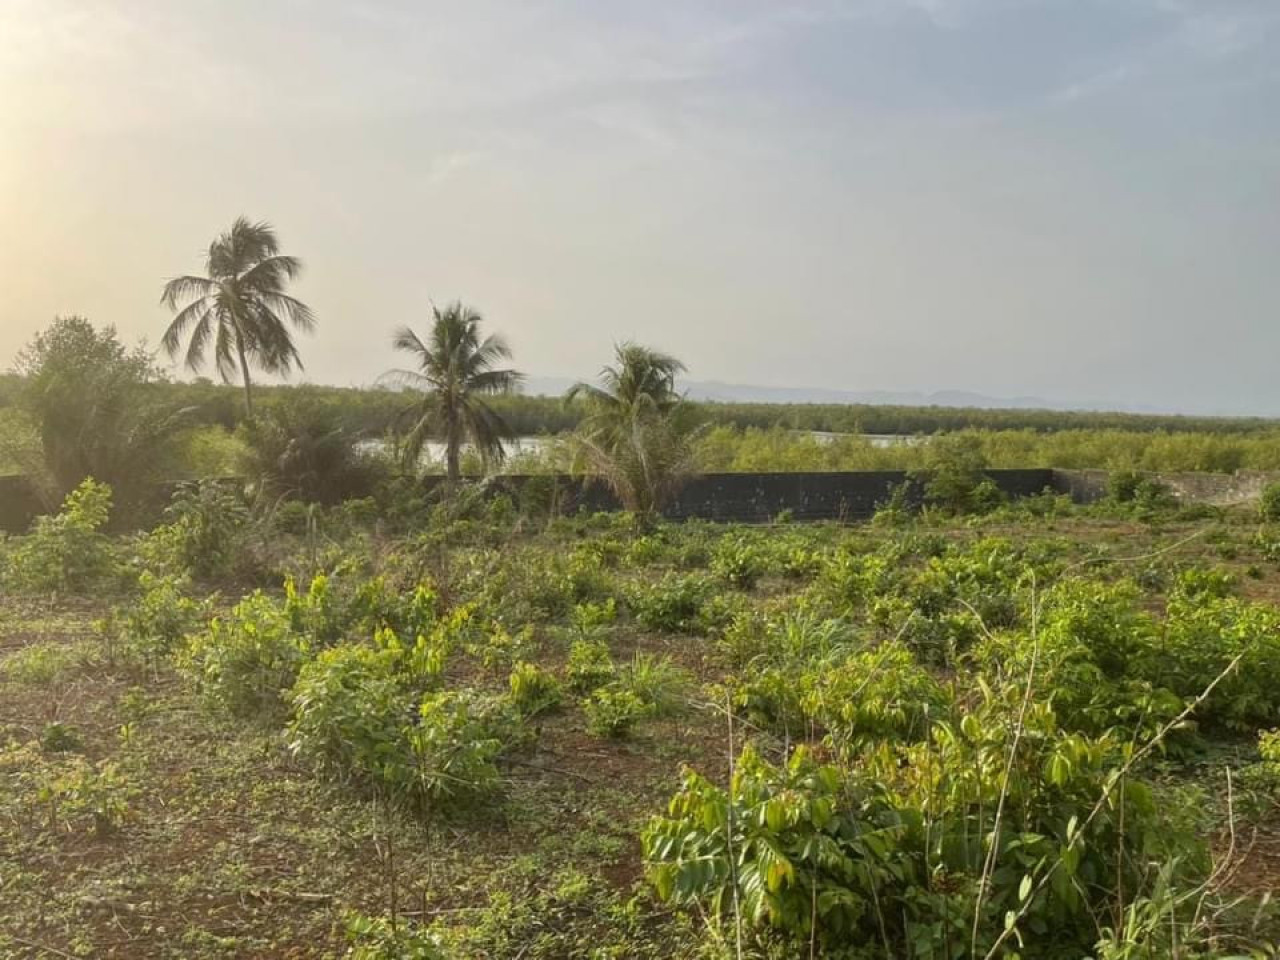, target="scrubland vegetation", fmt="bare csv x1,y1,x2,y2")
5,220,1280,958
3,470,1280,958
